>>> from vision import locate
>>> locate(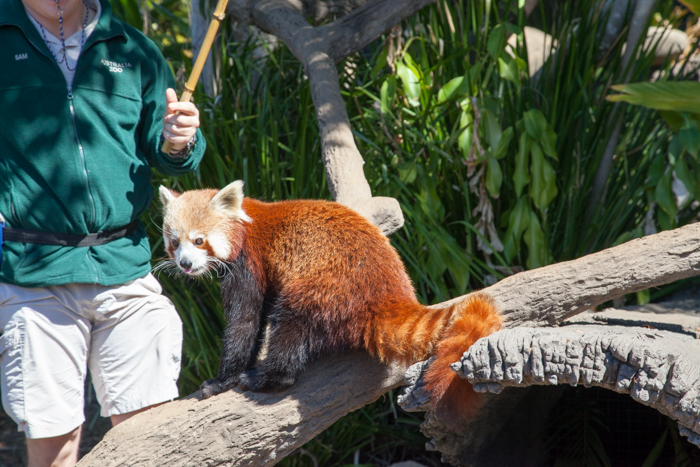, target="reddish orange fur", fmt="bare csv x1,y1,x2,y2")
164,190,501,417
423,293,502,424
